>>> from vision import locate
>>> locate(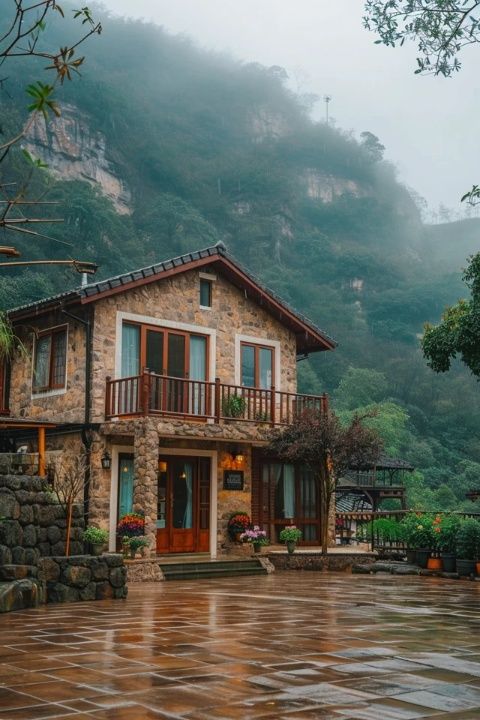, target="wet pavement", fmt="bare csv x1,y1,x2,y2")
0,572,479,719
